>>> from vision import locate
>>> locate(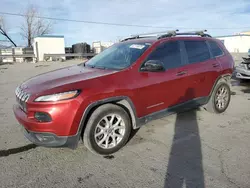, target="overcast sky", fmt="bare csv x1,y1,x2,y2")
1,0,250,46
